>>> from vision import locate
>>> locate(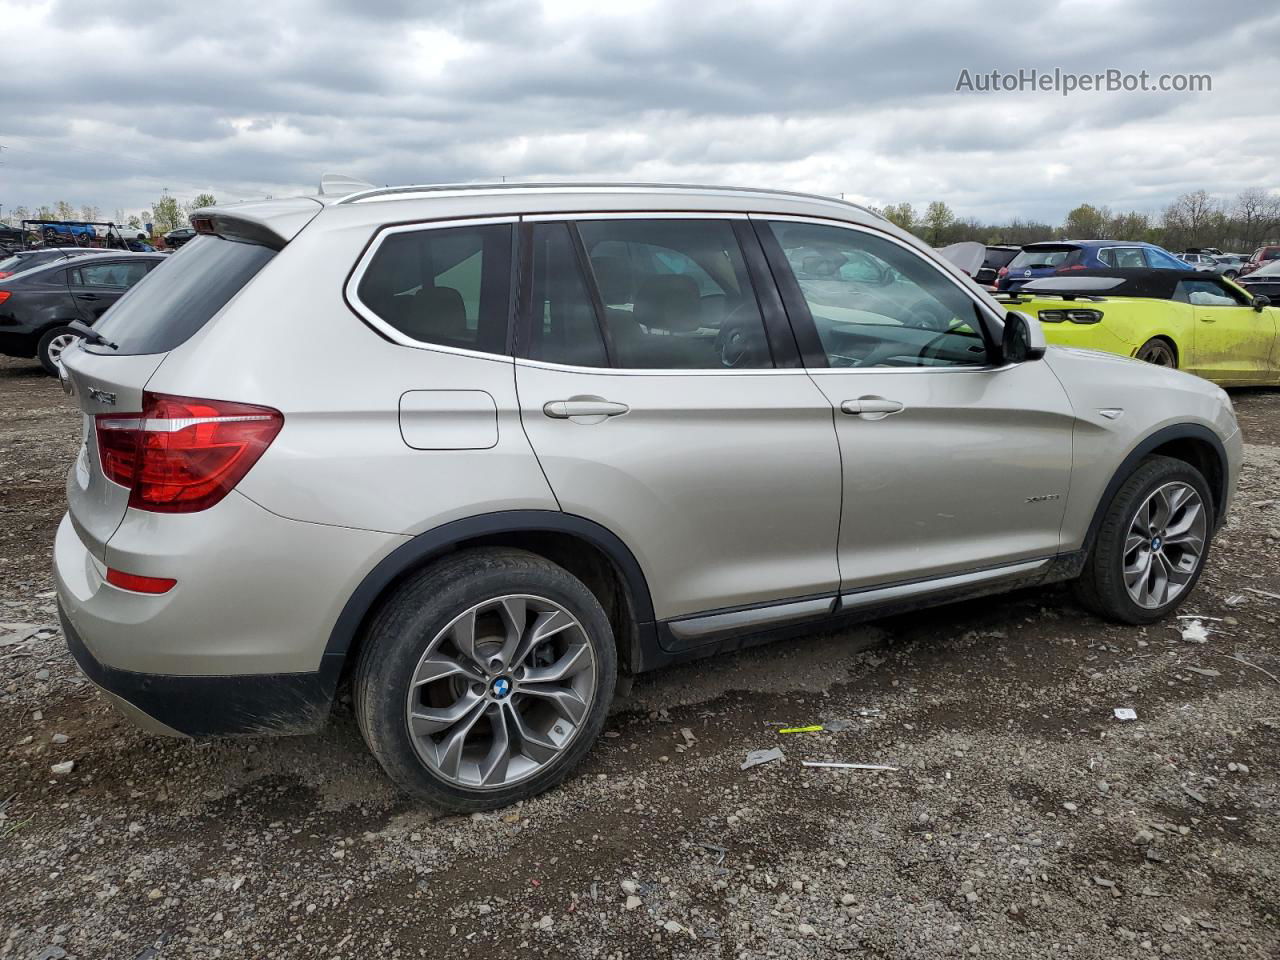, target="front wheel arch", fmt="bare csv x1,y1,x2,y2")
1084,425,1227,554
